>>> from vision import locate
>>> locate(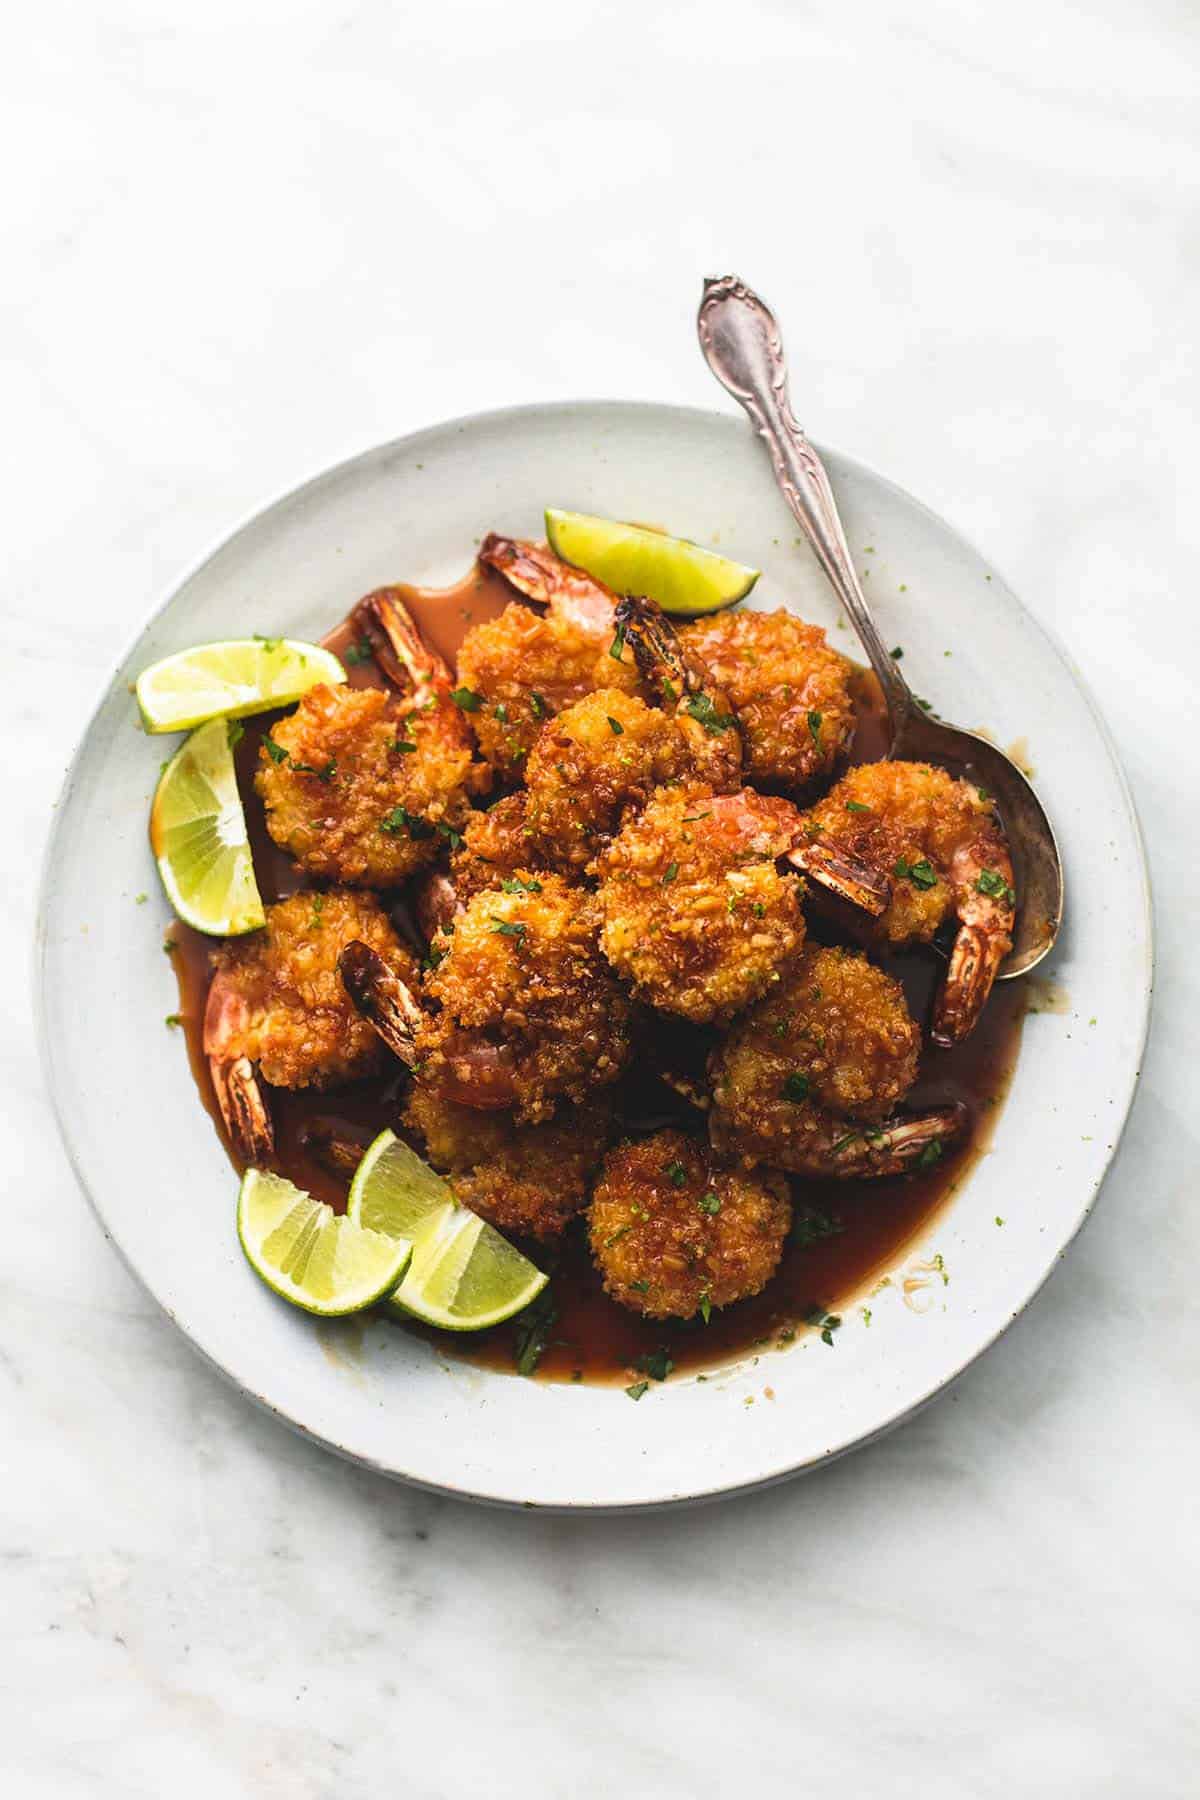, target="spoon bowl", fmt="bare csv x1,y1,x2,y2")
696,274,1063,978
